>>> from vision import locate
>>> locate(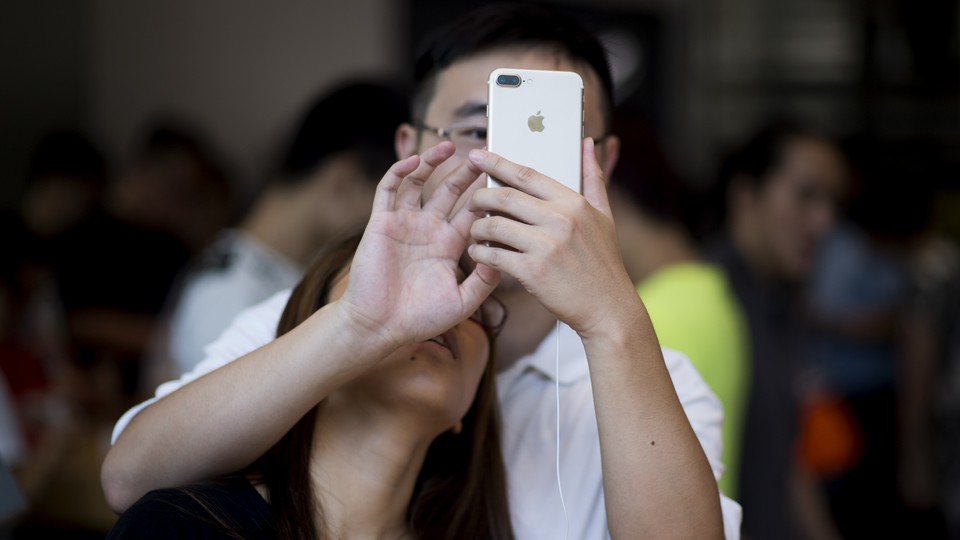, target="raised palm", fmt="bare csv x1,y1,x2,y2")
340,142,499,348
